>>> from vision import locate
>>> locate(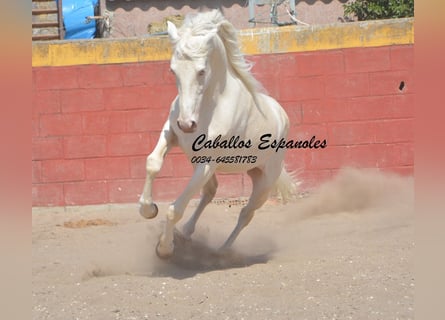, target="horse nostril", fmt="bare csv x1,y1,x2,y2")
191,121,197,129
